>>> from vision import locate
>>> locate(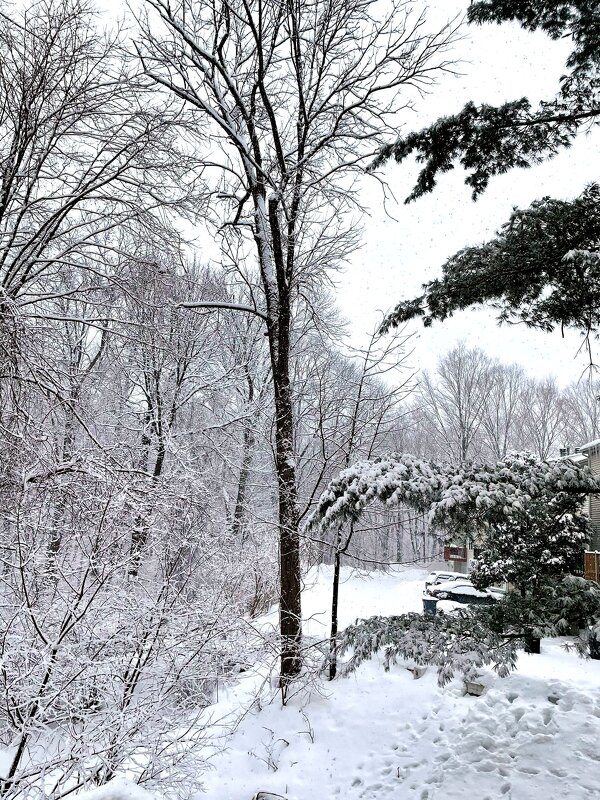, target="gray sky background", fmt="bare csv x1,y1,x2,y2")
336,0,600,386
